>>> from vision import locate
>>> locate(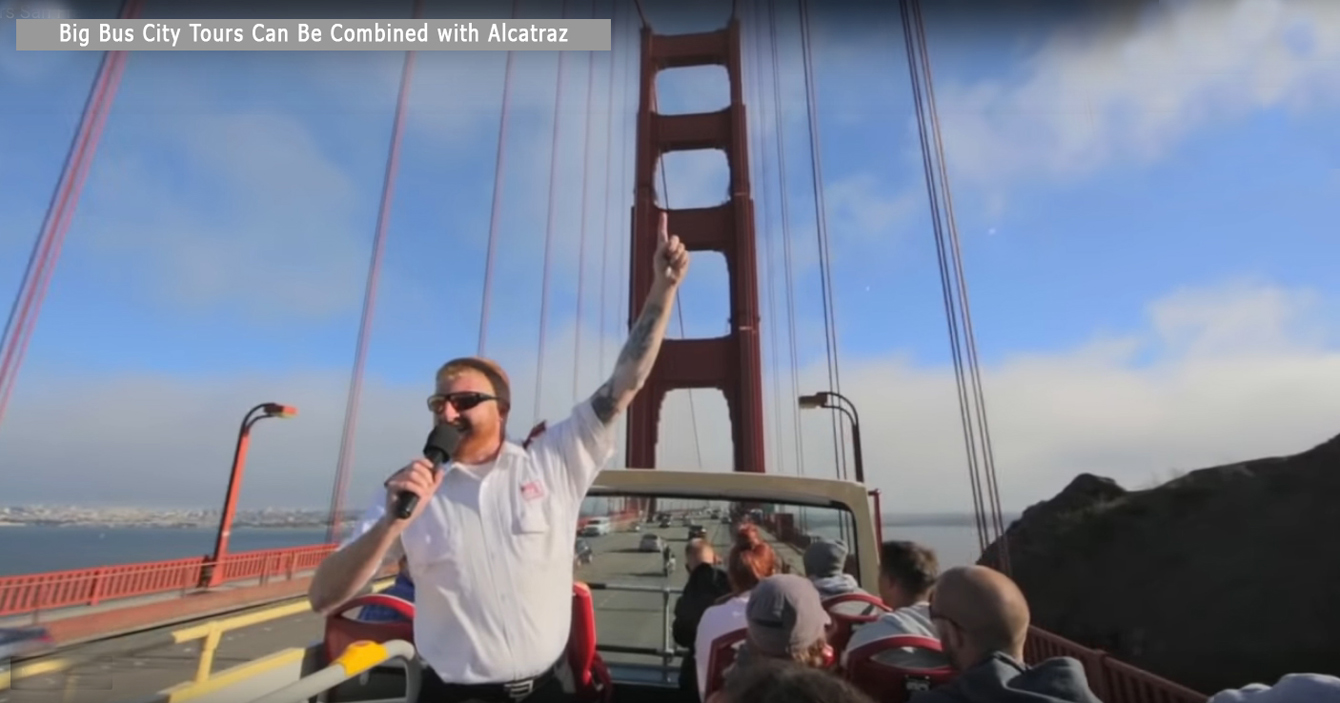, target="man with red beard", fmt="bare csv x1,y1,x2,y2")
309,213,690,703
